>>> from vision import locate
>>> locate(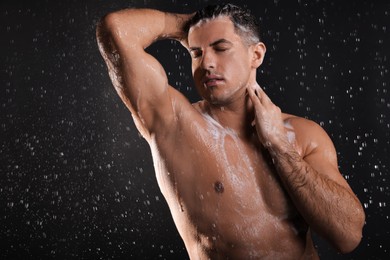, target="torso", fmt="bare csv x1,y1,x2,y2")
148,101,319,259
